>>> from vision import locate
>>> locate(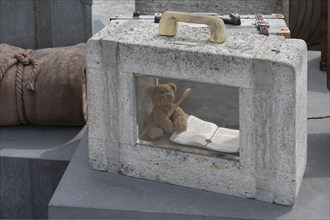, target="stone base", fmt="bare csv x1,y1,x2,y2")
0,157,68,219
49,121,329,219
0,125,85,219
